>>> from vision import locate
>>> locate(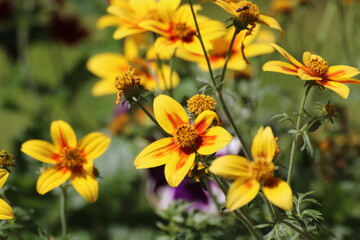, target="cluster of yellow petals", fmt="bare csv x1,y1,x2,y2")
0,151,13,219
